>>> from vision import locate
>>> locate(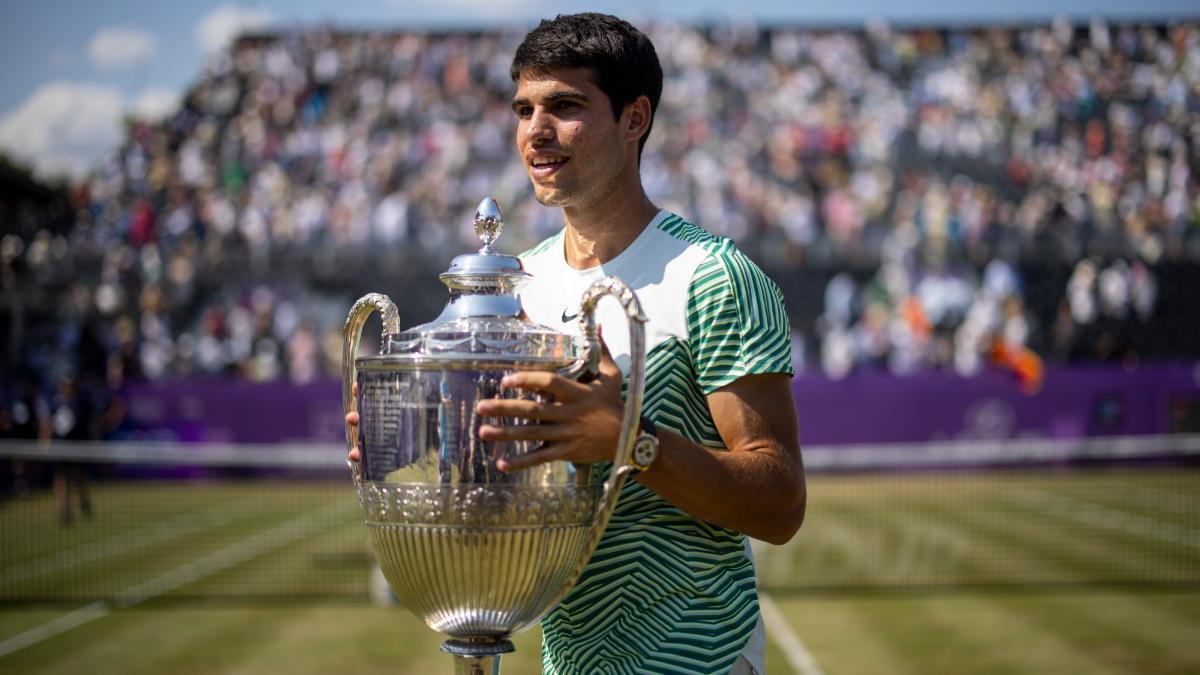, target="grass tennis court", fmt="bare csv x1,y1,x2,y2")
2,465,1198,673
3,591,1198,673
